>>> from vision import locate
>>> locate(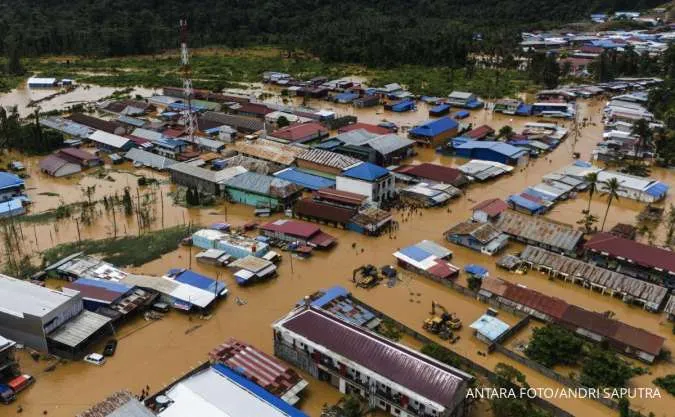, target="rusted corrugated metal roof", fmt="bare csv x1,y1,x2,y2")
585,232,675,274
494,211,583,252
297,149,360,170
